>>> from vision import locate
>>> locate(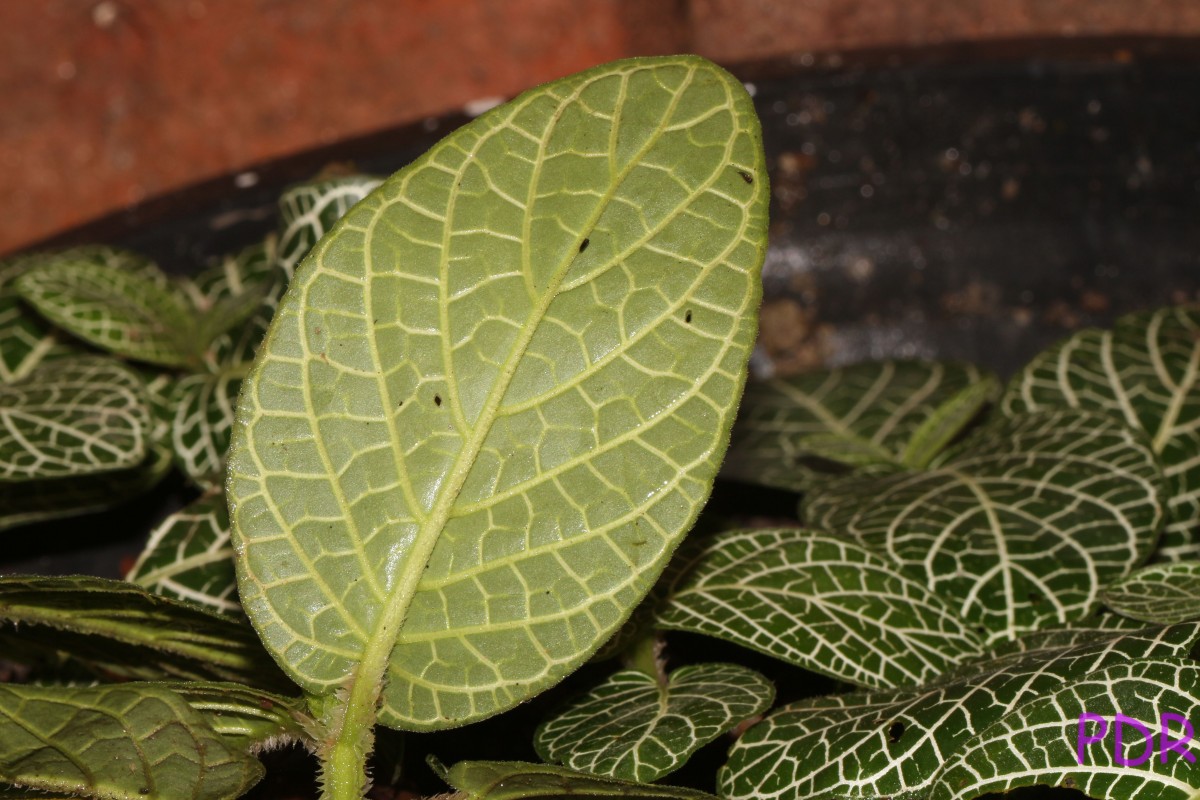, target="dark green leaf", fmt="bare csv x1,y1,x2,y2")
534,662,773,782
442,761,718,800
806,410,1165,642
